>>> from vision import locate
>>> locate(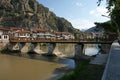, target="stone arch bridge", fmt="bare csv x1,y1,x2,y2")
0,38,112,59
